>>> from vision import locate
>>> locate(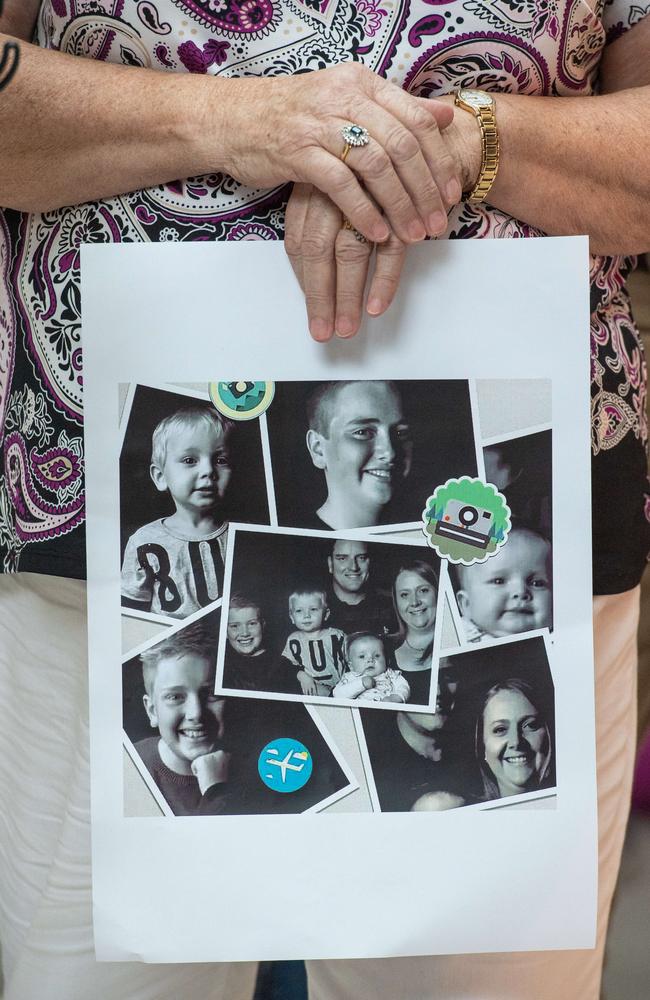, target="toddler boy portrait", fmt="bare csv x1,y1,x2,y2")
121,404,233,619
282,587,346,696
